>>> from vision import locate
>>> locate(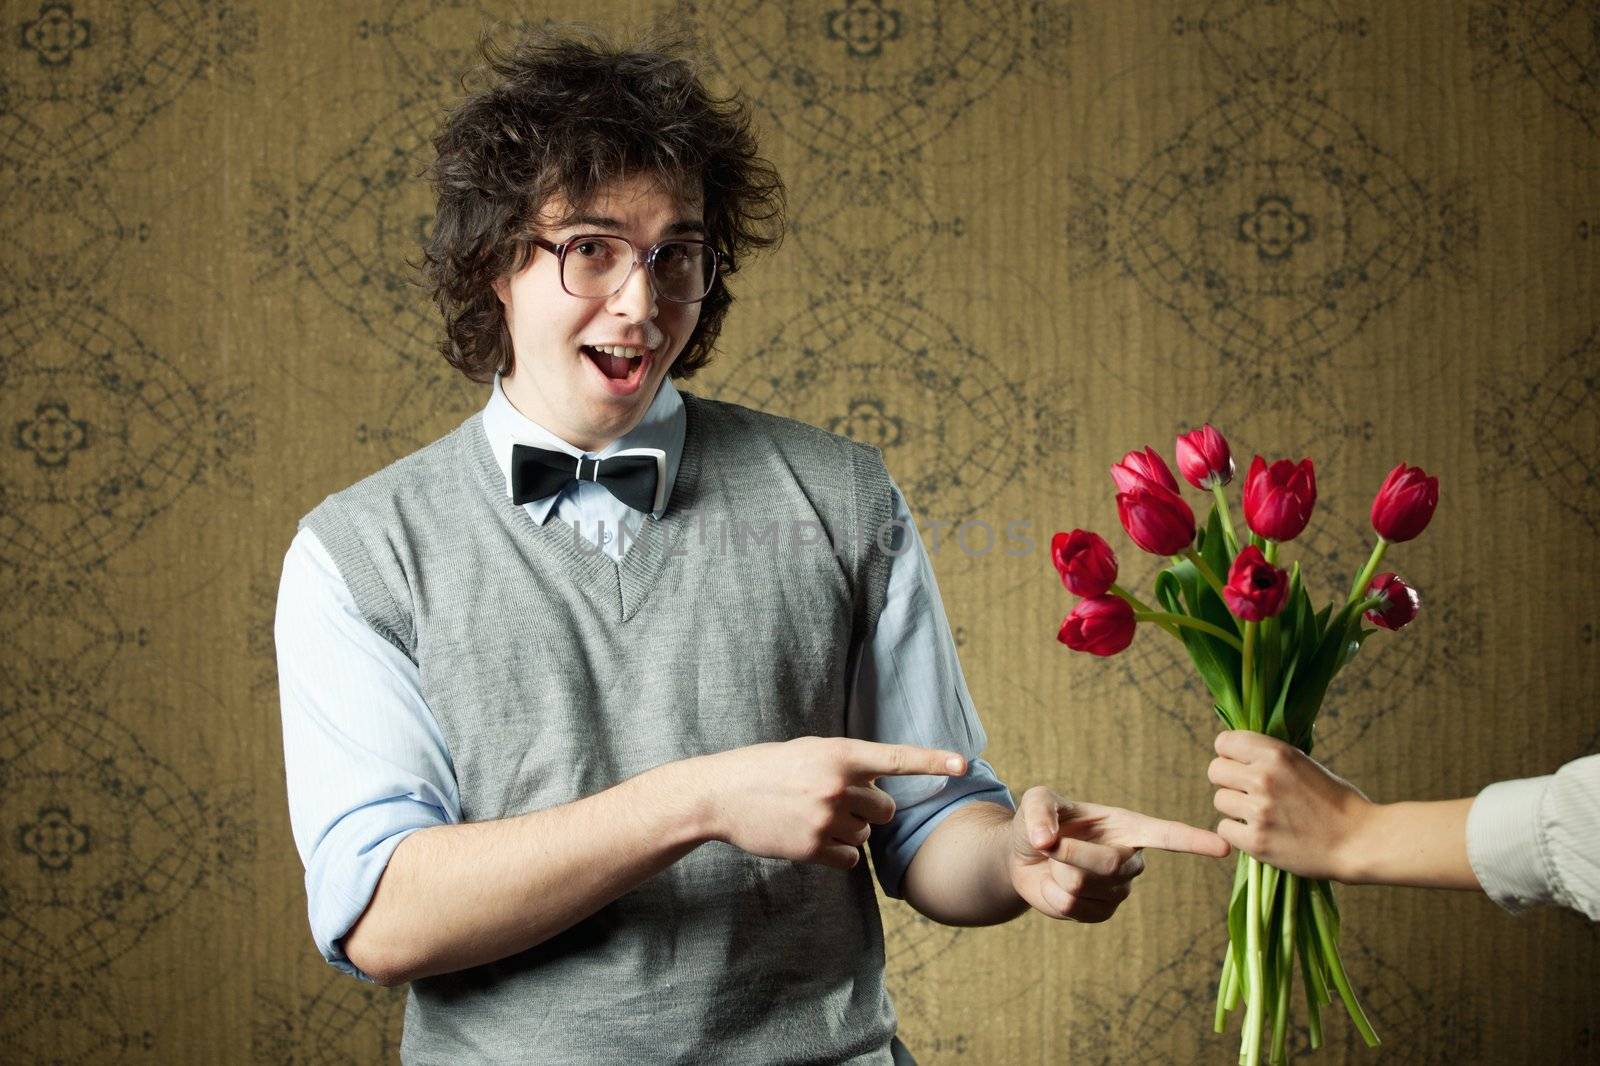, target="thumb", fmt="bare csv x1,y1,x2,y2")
1025,792,1062,852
